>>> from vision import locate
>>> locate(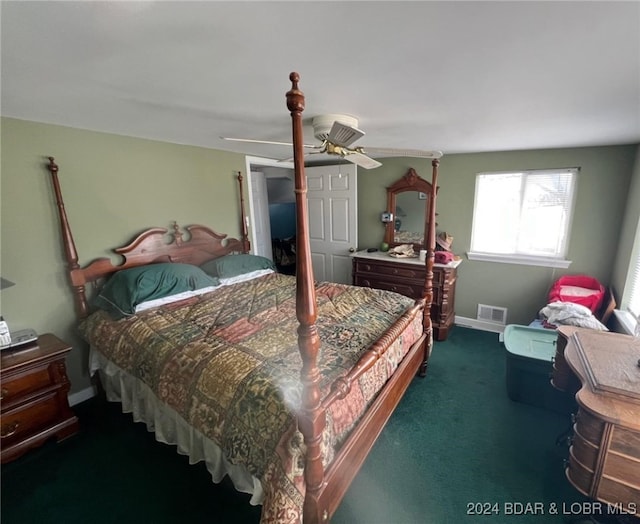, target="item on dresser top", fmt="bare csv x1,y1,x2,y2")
434,251,454,264
435,232,453,251
388,244,417,258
